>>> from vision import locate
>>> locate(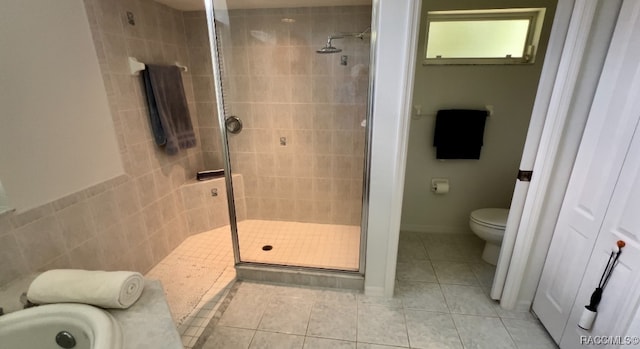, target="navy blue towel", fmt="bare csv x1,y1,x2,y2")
433,109,488,159
143,65,196,155
142,69,167,146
